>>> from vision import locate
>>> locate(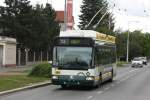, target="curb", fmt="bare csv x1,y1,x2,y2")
0,81,51,96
